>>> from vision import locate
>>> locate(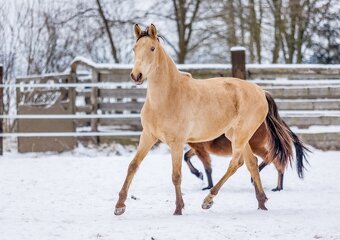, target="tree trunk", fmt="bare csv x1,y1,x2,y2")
248,0,262,63
237,0,245,46
172,0,201,63
96,0,119,63
226,0,237,47
271,0,282,63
